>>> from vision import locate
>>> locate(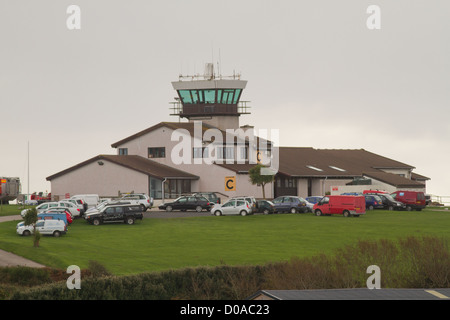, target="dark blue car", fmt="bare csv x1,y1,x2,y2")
305,196,323,204
272,196,309,213
364,195,384,210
